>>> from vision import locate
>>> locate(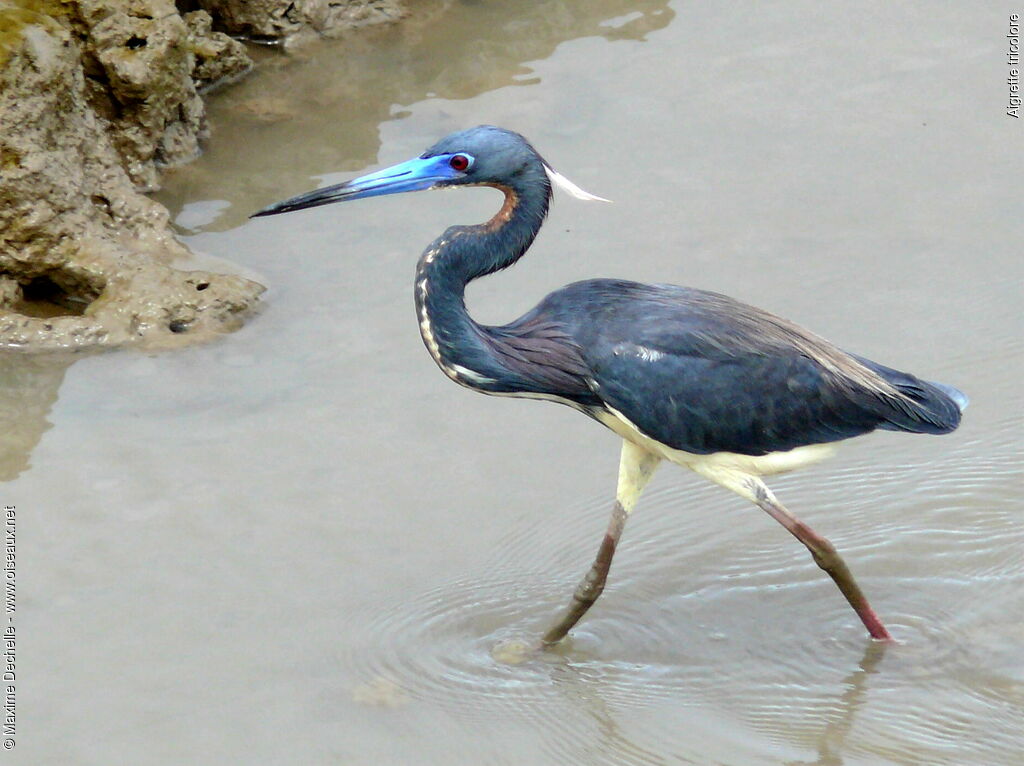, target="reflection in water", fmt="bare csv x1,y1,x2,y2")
0,352,75,481
541,640,890,766
787,642,886,766
544,642,887,766
548,659,677,766
155,0,673,231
